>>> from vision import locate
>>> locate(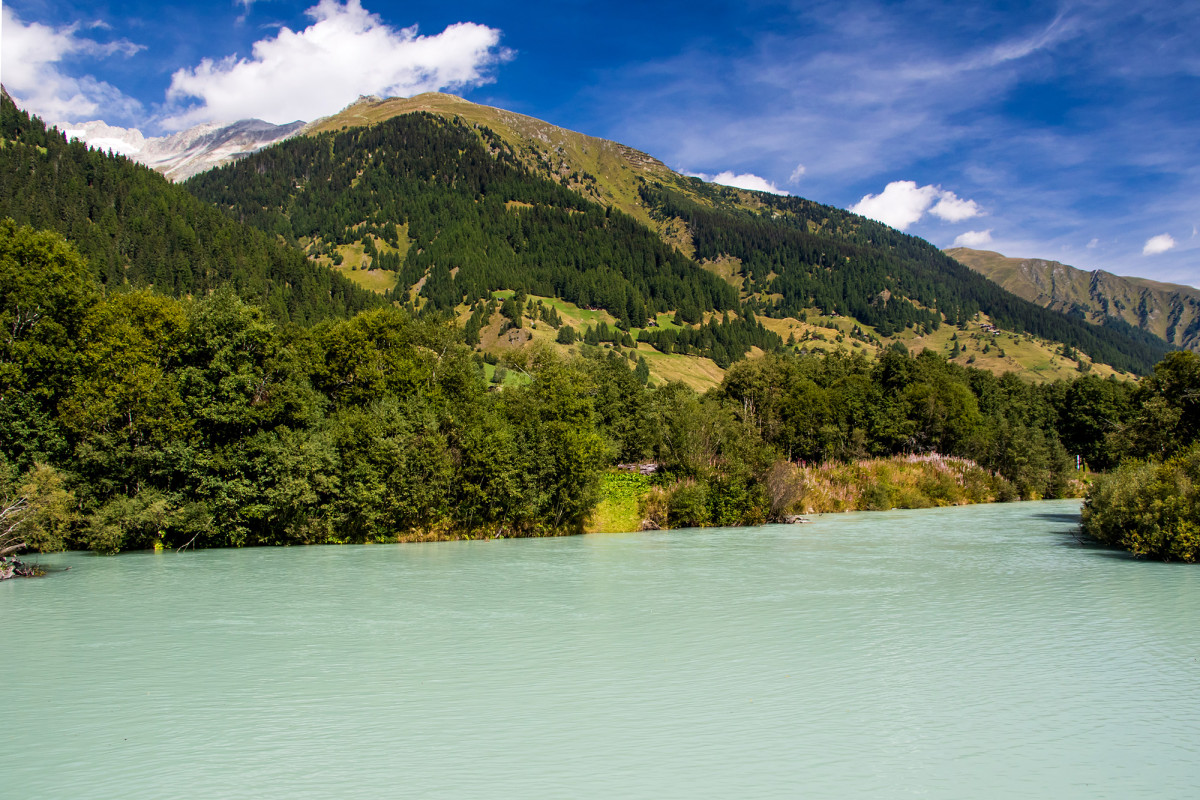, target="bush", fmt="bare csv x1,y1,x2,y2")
861,483,892,511
666,480,710,528
1081,444,1200,561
